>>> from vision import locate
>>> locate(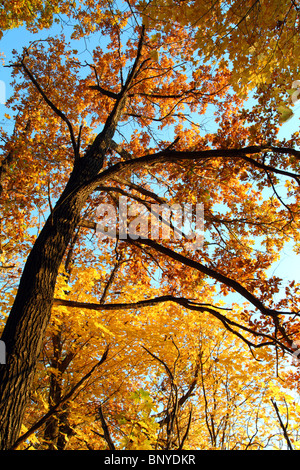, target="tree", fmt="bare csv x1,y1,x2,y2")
1,0,300,450
141,0,300,121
